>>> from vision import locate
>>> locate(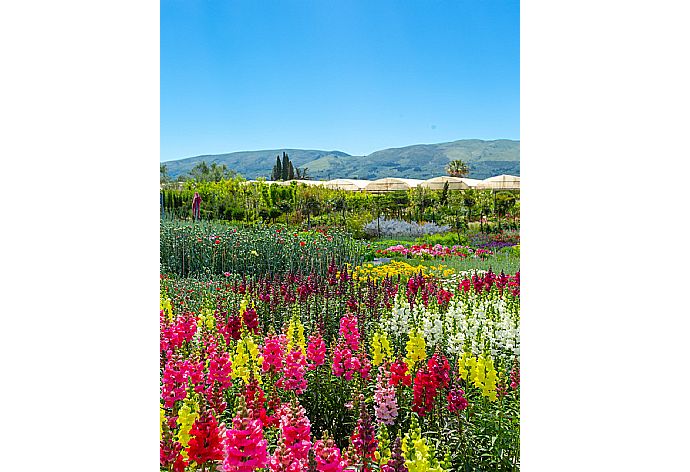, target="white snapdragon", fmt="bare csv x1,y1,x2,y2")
421,311,444,348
